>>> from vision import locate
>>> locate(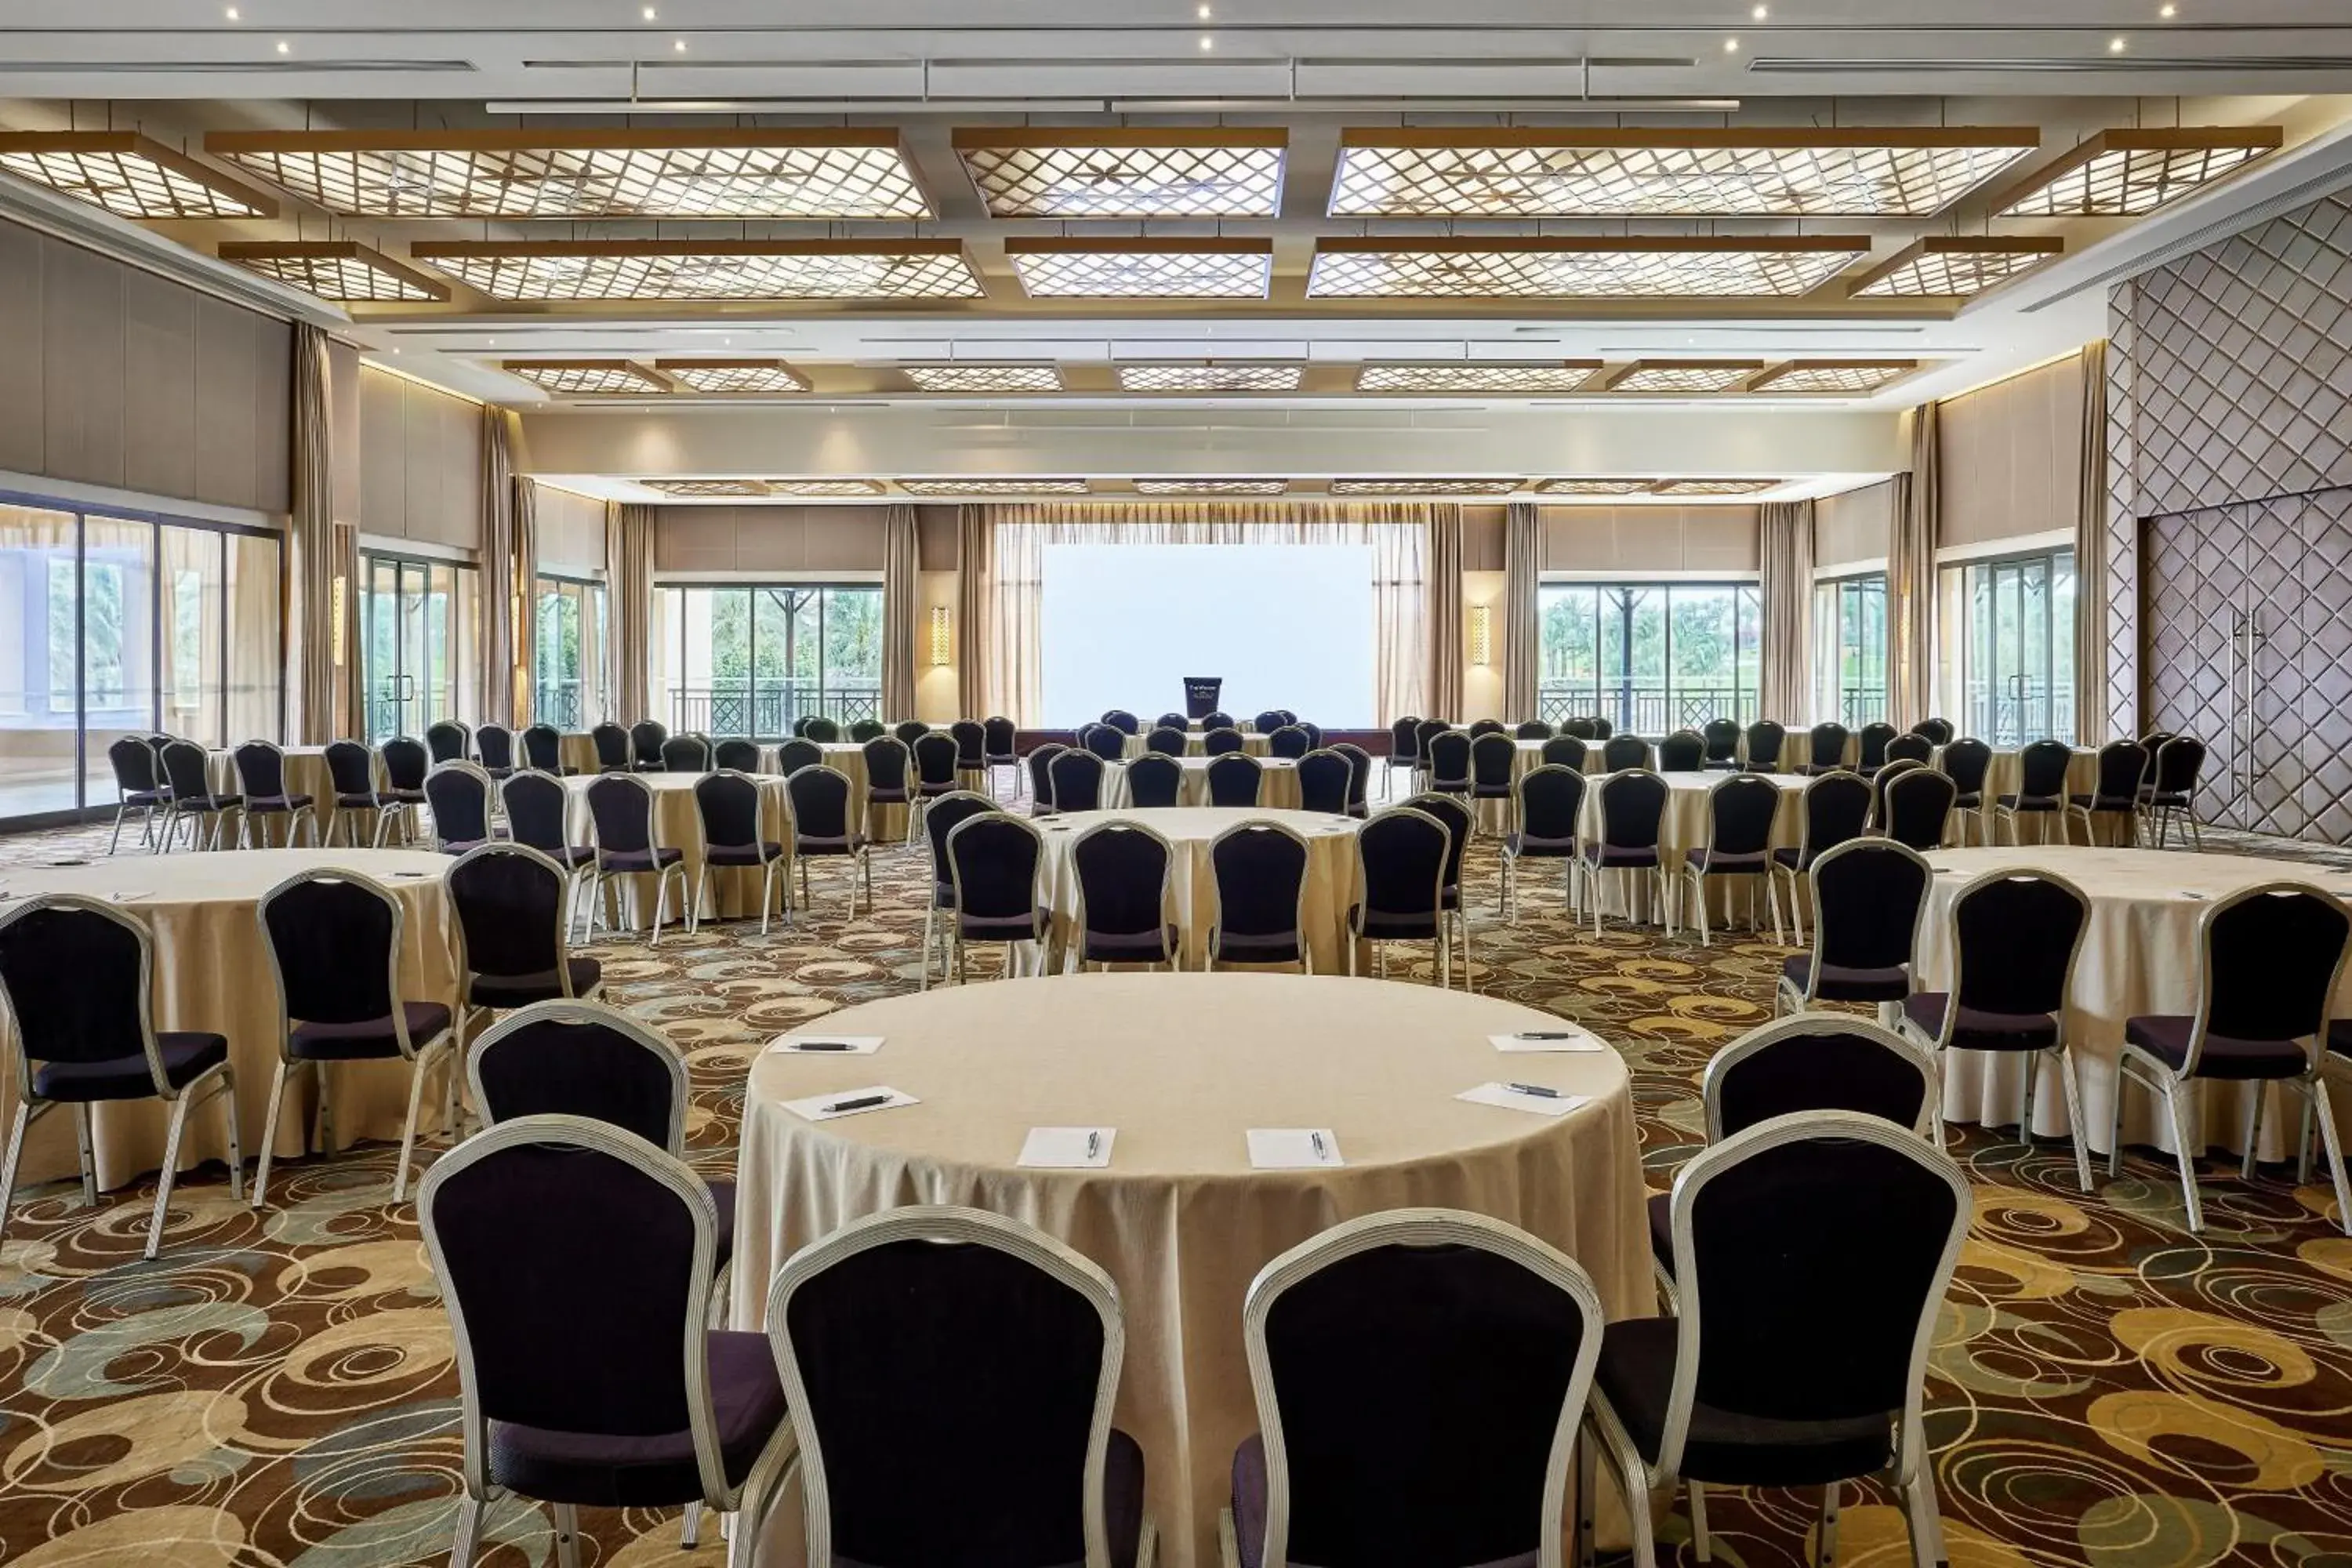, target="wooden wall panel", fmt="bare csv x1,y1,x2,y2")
42,245,126,488
354,365,484,552
1815,480,1896,571
192,294,262,511
534,485,608,576
0,222,45,477
1939,355,2084,549
1539,504,1760,573
121,268,197,503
